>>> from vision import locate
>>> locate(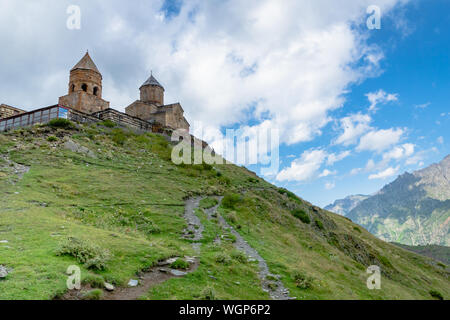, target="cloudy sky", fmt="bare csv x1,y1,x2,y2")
0,0,448,206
